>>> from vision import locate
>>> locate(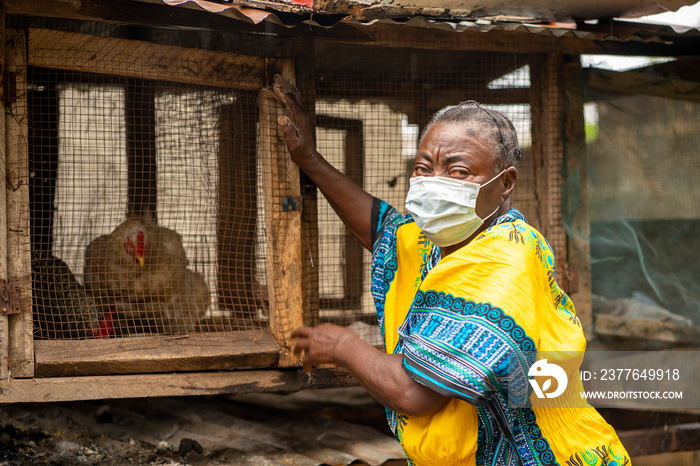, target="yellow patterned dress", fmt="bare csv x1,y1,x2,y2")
370,200,630,466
